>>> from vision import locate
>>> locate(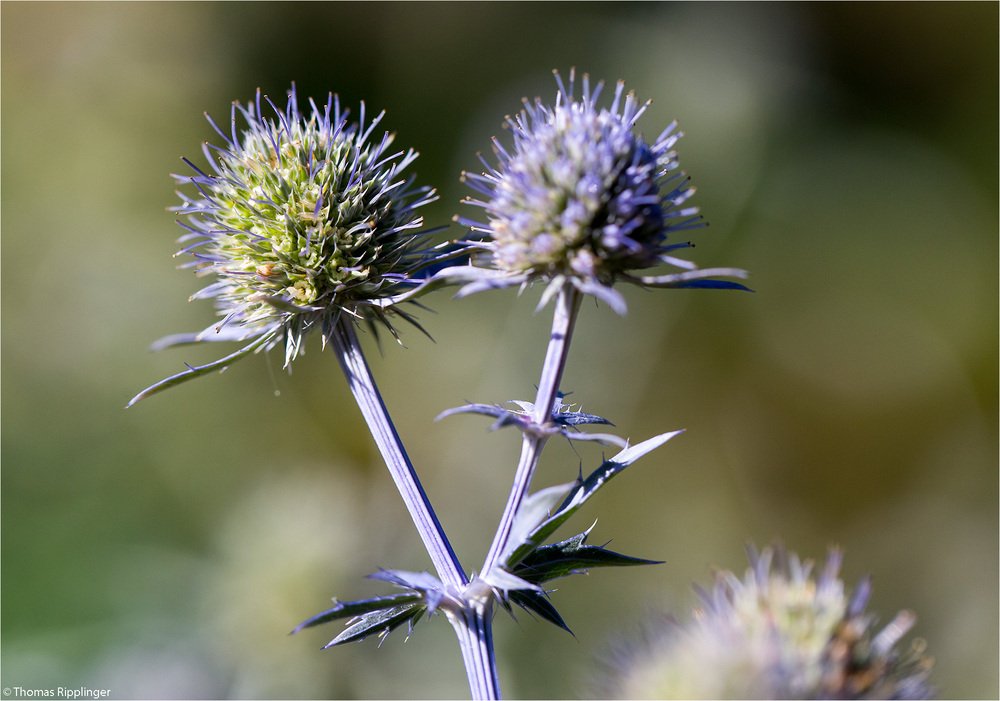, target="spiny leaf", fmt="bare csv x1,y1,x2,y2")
481,566,543,594
291,592,422,634
368,569,447,612
376,264,516,306
127,330,276,407
628,266,752,291
368,568,444,592
323,603,426,648
552,408,614,427
503,431,682,569
669,278,753,291
438,397,625,446
507,590,572,634
513,530,663,584
500,481,576,565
